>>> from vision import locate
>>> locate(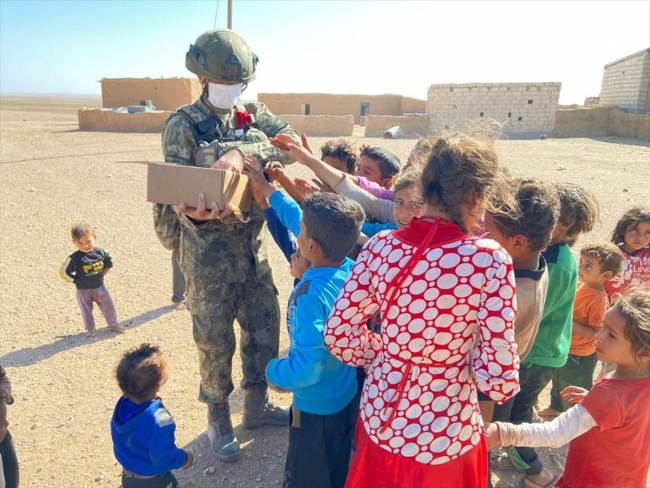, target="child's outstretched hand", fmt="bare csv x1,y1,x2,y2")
561,386,588,404
265,161,288,182
183,451,194,469
484,423,500,450
293,177,319,200
269,134,313,165
243,155,275,198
